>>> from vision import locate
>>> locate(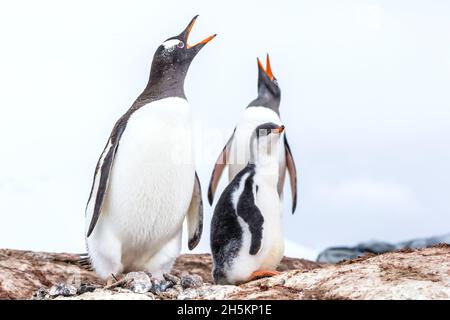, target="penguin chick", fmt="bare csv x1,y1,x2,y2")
210,122,285,285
